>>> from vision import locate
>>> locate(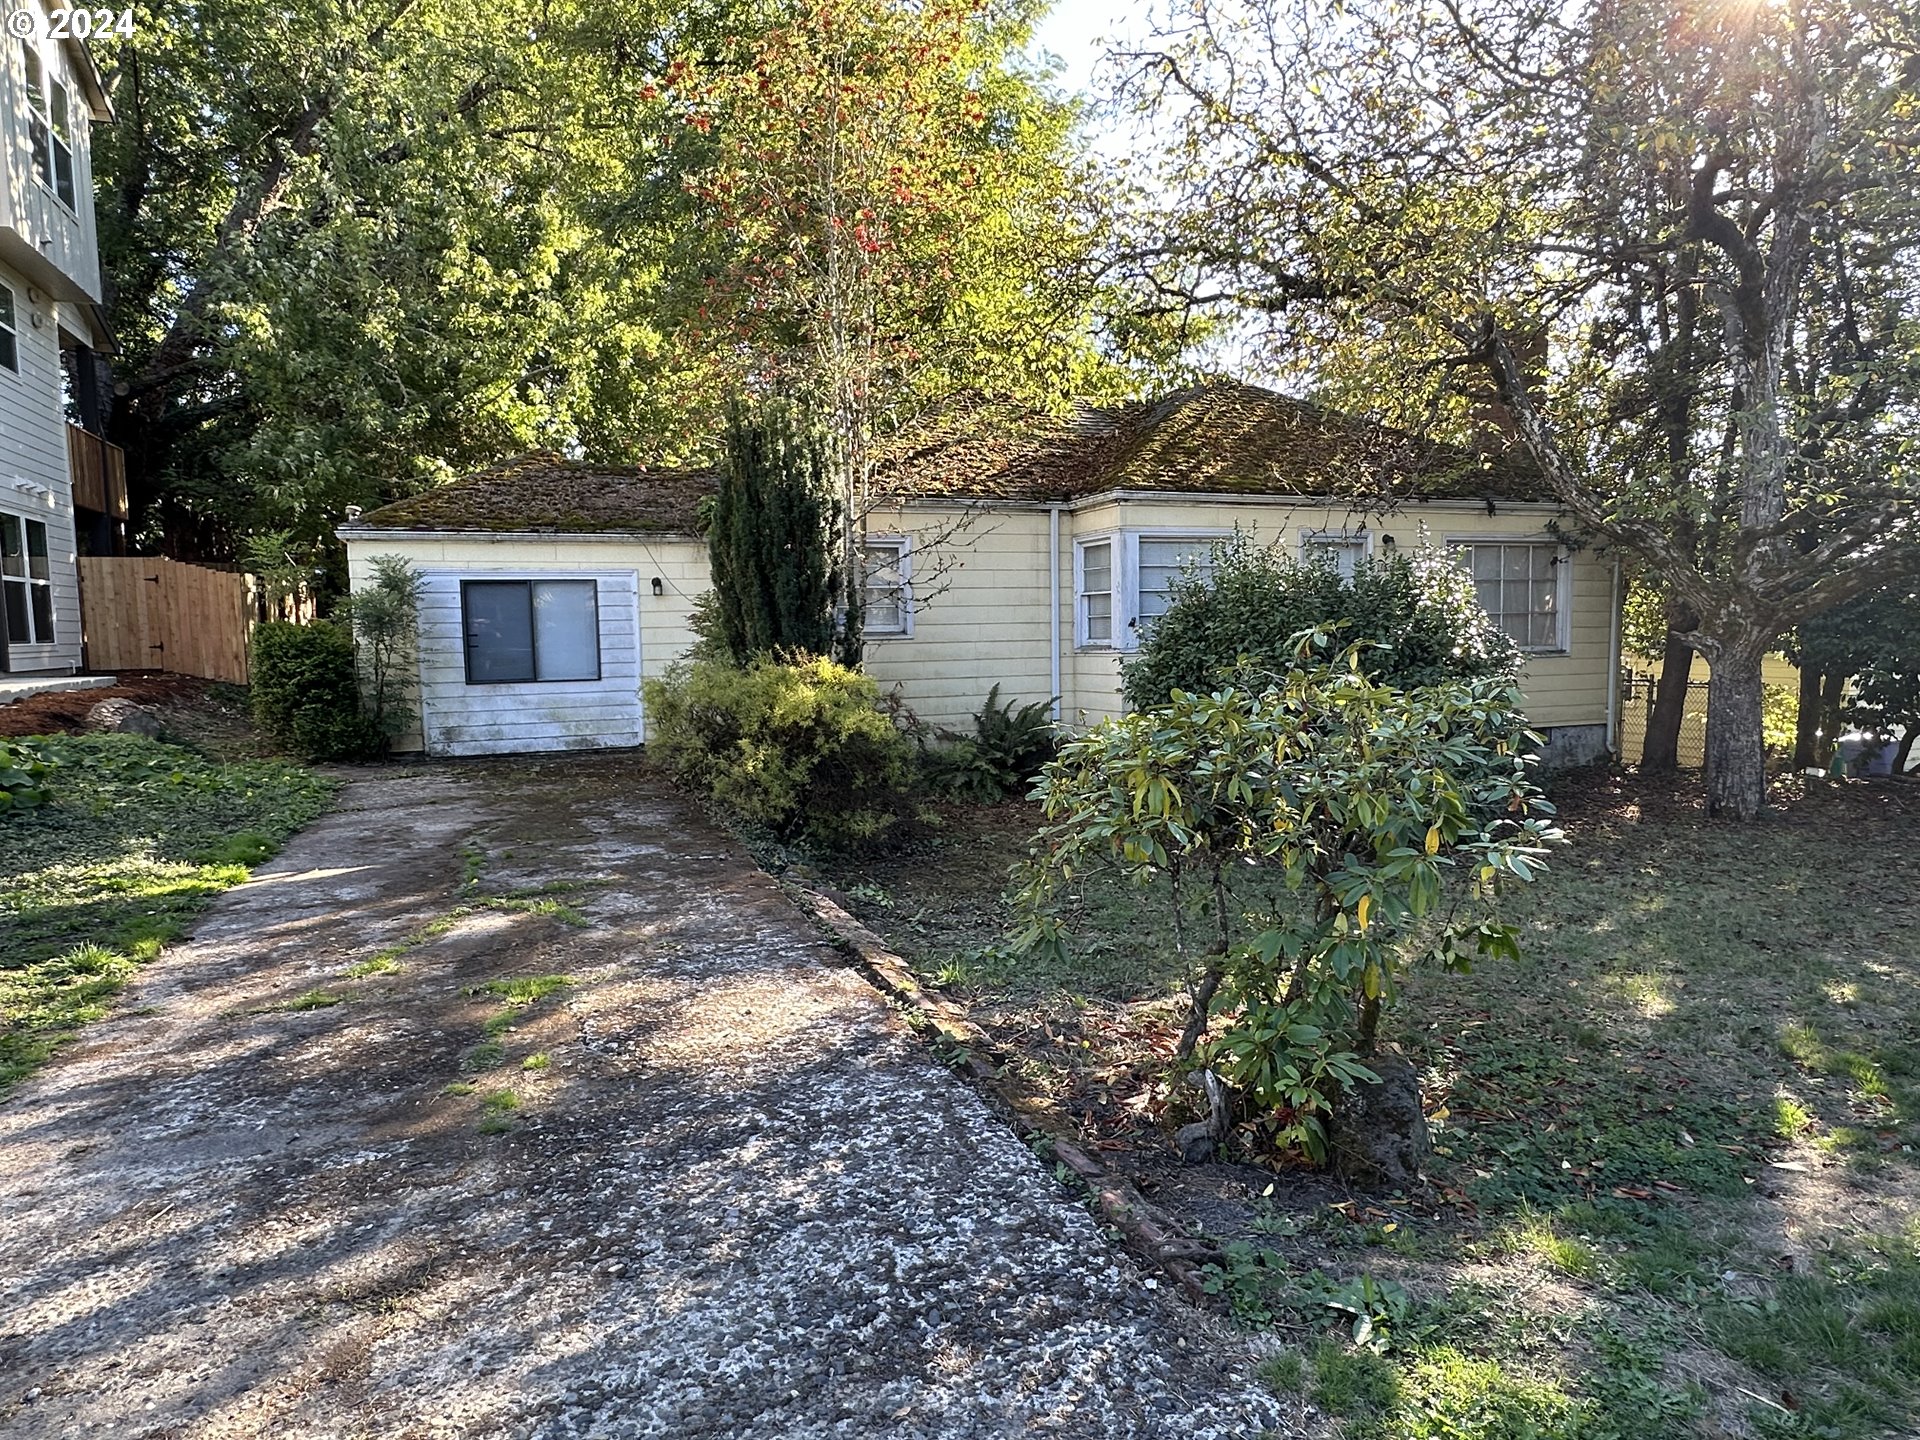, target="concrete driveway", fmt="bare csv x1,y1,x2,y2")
0,756,1287,1439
